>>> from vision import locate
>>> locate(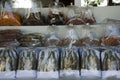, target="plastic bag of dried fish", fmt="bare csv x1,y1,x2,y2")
45,32,60,47
101,47,120,80
16,47,37,79
58,28,79,47
101,25,120,46
22,1,45,25
37,48,59,80
0,48,17,79
60,47,80,80
80,47,101,80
